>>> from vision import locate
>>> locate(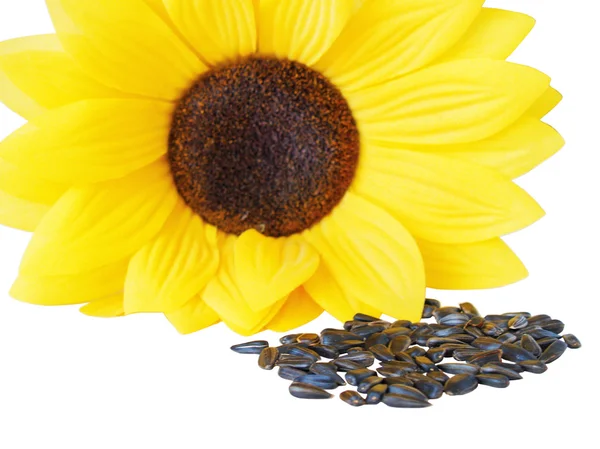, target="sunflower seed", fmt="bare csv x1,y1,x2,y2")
539,339,568,364
333,359,363,372
528,328,562,340
481,322,505,337
389,335,412,354
320,330,362,345
476,374,510,388
346,347,364,354
258,347,279,370
340,390,365,406
391,320,413,329
467,316,485,327
444,374,478,396
413,377,444,399
286,345,320,362
496,333,517,344
460,302,480,316
384,377,414,386
425,298,441,308
368,320,392,329
427,337,469,347
370,344,396,362
446,334,475,343
528,314,552,326
472,337,503,350
426,347,446,363
502,311,532,318
433,326,466,337
439,343,471,356
508,314,529,330
230,340,269,354
297,333,320,345
386,384,429,402
439,313,470,326
563,334,582,349
488,362,525,373
330,340,365,352
279,334,301,345
518,360,548,374
366,384,388,404
468,349,503,366
463,325,484,338
345,369,377,386
480,363,522,380
278,366,307,381
364,332,390,350
382,327,412,339
453,348,485,361
289,382,332,399
484,314,511,323
521,334,542,357
382,394,431,408
343,320,361,331
438,363,480,375
501,344,536,363
295,374,339,390
353,313,380,322
542,319,565,334
377,366,414,378
422,304,436,319
536,337,559,350
310,362,346,385
276,356,313,370
353,324,388,339
415,356,437,372
394,352,417,365
337,351,375,367
358,376,384,393
312,344,340,359
427,371,449,385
